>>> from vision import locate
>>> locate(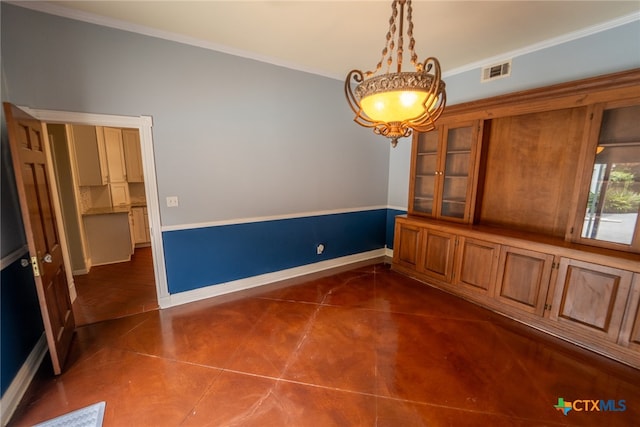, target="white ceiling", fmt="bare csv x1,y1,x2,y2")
17,1,640,80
